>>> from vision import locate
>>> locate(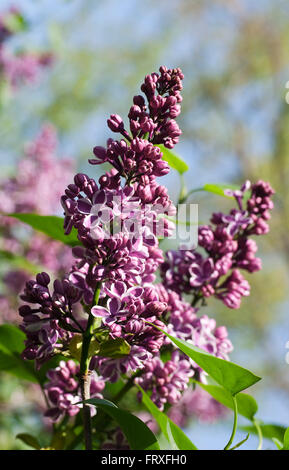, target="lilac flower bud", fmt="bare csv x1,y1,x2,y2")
107,114,124,132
